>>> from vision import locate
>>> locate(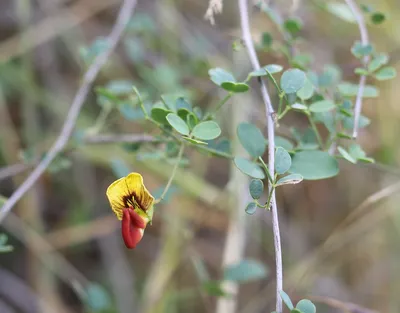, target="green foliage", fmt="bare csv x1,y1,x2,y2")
249,179,264,199
275,173,303,186
245,202,258,215
309,100,335,113
81,283,112,312
234,157,265,179
280,69,306,94
237,123,266,158
209,68,236,85
166,113,190,136
374,66,397,80
371,12,386,24
290,151,339,180
191,121,221,140
296,299,316,313
223,259,268,282
280,290,294,310
275,147,292,175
